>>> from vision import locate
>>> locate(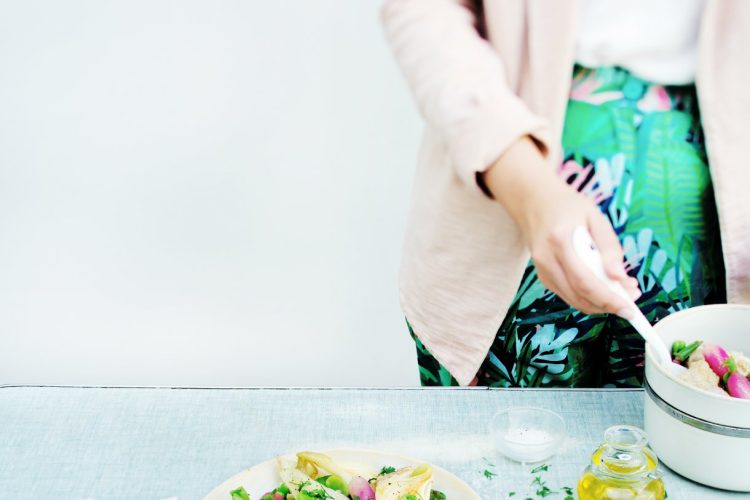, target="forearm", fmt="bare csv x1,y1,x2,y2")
482,136,565,226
